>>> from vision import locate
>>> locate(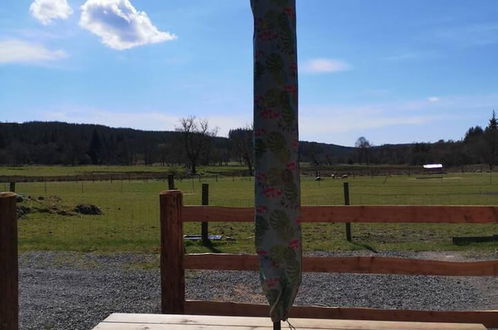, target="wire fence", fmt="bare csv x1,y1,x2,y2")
4,173,498,252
